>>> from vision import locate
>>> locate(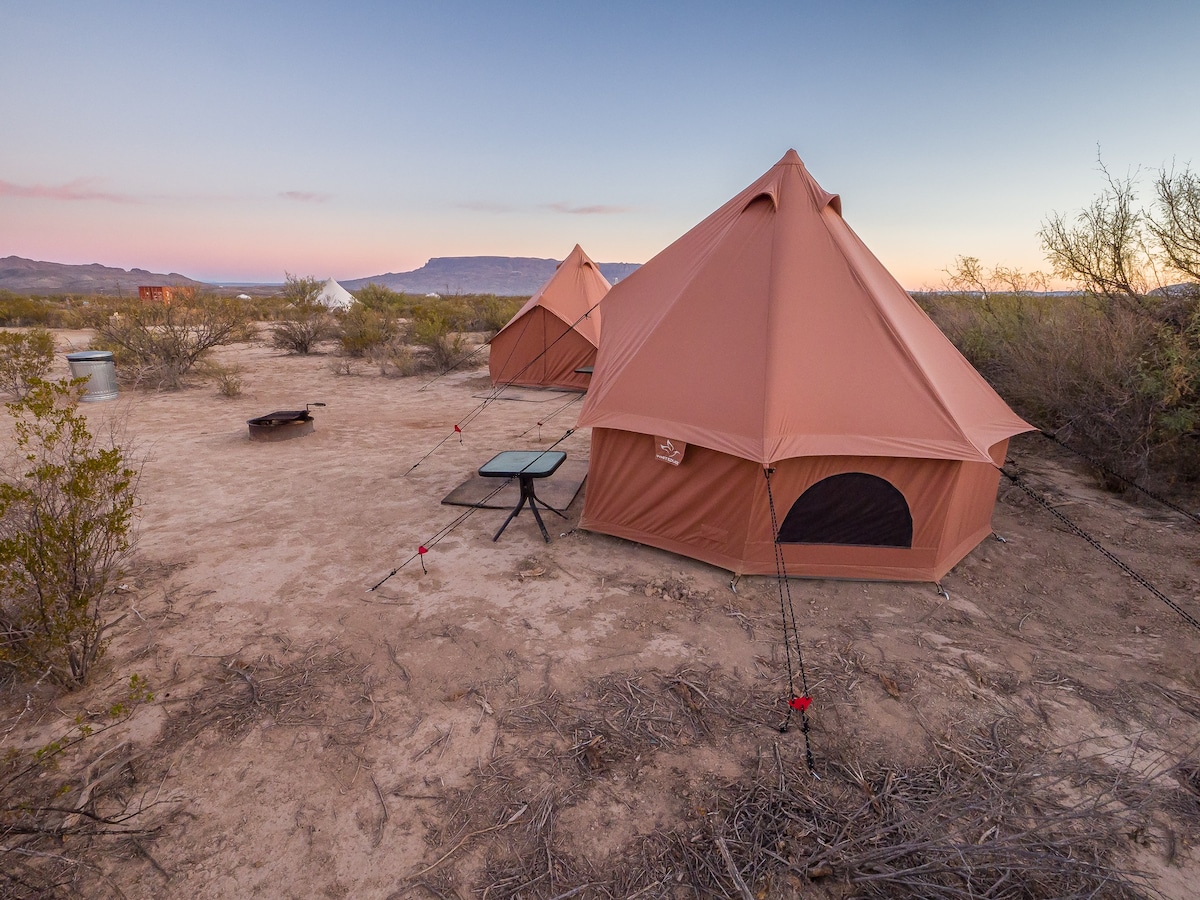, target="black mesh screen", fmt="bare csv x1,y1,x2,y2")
777,473,913,548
